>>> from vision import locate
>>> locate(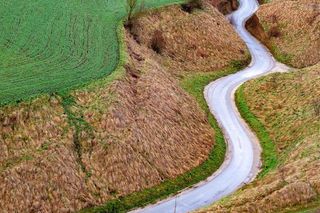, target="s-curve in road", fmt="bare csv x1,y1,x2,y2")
131,0,287,213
